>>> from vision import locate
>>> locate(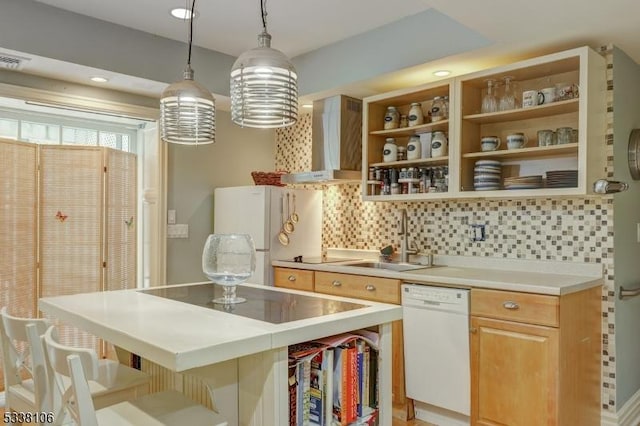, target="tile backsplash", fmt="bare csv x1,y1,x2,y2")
275,47,616,412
